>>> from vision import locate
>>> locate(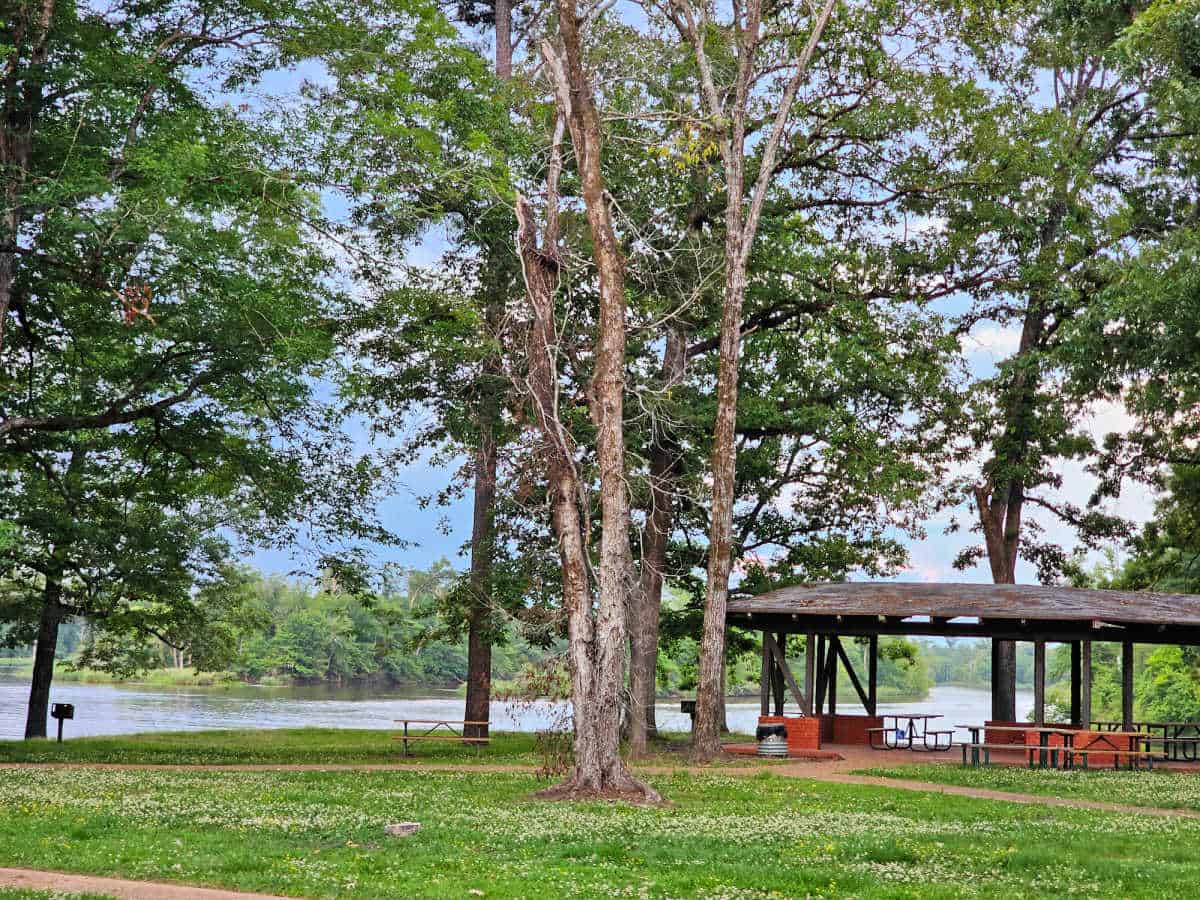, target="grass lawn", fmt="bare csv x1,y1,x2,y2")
3,764,1200,897
0,728,546,767
859,763,1200,812
0,727,761,769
